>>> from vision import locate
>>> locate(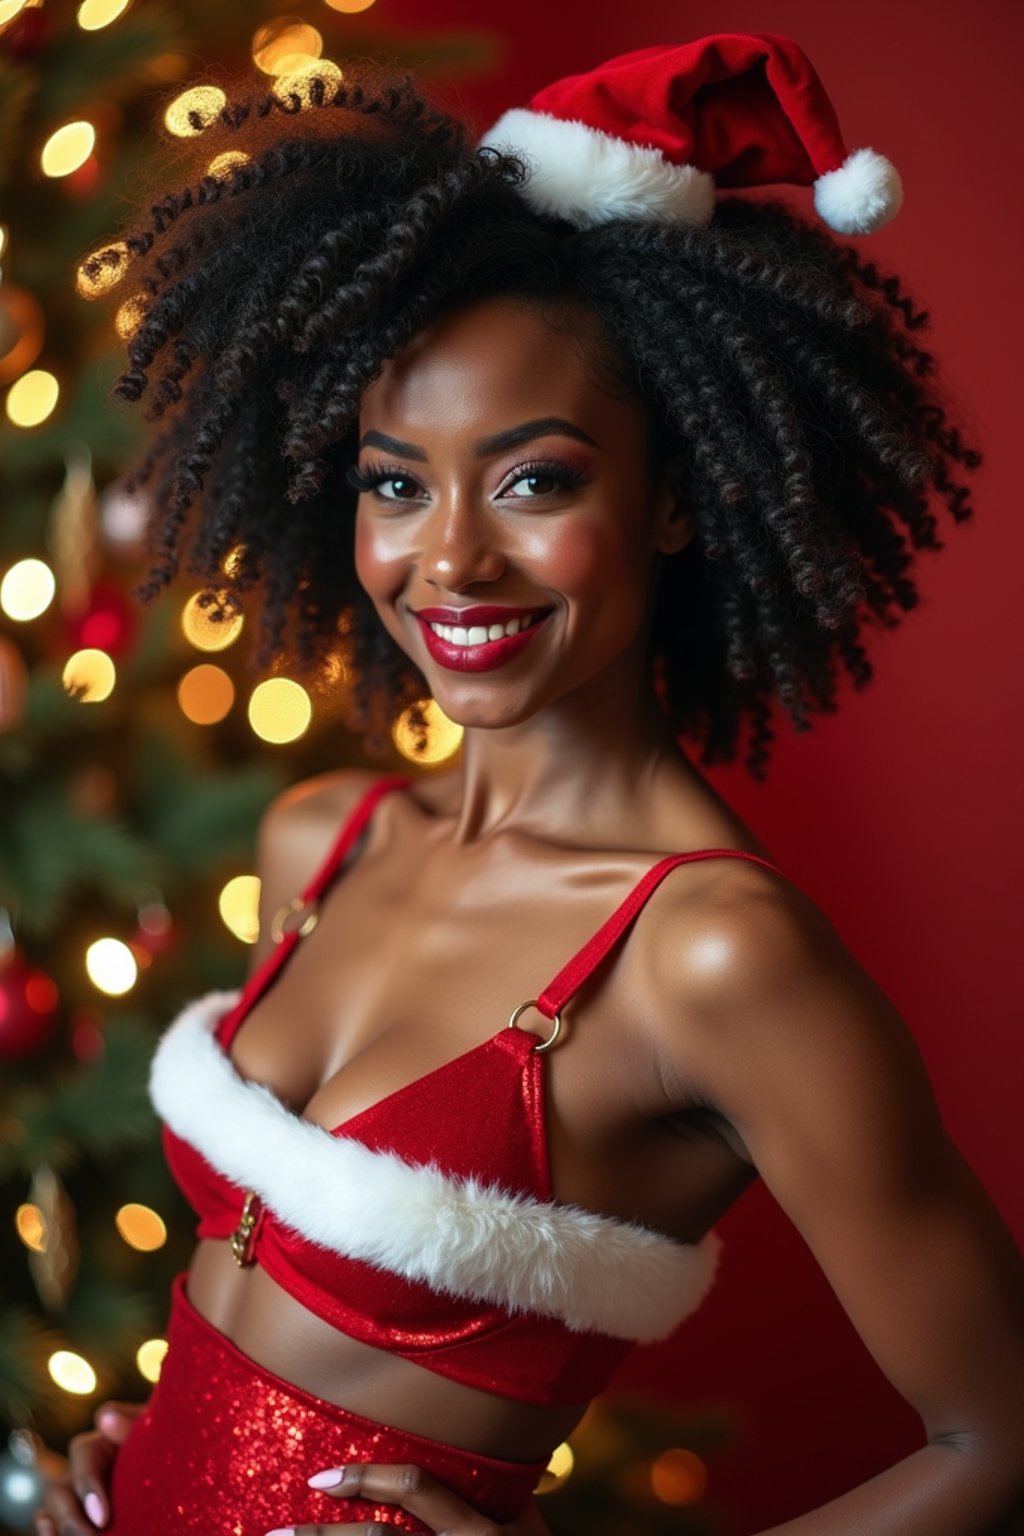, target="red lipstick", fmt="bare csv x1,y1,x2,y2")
412,606,552,674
